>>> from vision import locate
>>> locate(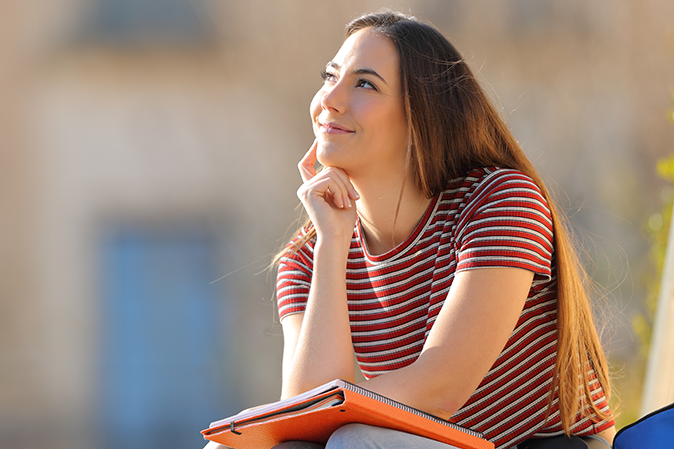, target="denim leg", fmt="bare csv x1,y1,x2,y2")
325,423,461,449
271,442,325,449
581,435,612,449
